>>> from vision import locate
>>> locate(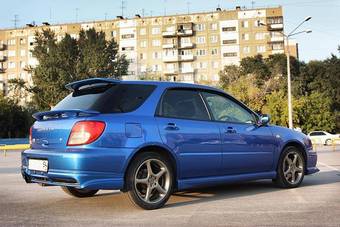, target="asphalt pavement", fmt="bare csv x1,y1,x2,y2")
0,147,340,226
